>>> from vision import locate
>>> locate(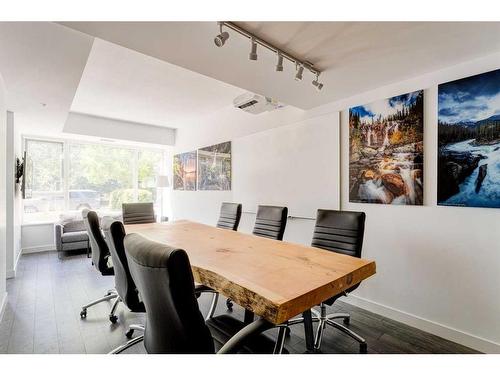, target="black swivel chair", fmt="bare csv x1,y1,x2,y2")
80,210,120,322
216,202,242,231
226,205,288,311
101,218,146,353
287,209,367,353
252,205,288,240
122,233,285,354
122,202,156,224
